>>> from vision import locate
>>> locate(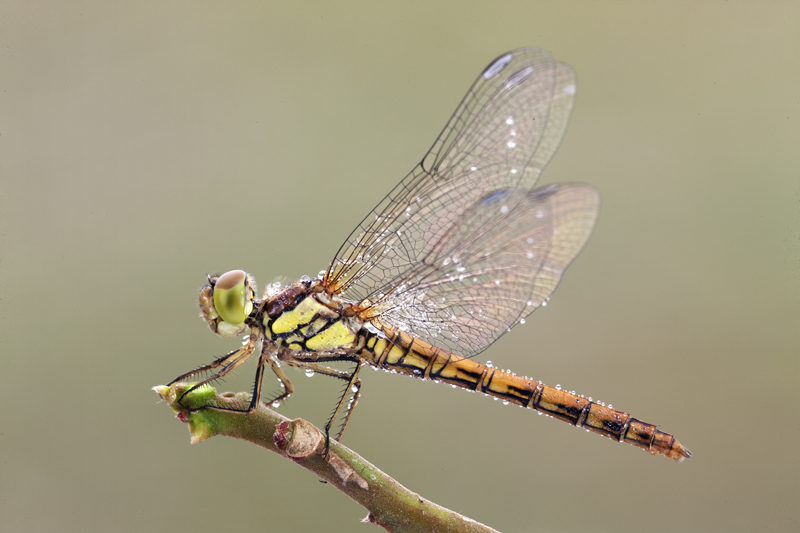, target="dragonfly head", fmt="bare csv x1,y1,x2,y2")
199,269,257,337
